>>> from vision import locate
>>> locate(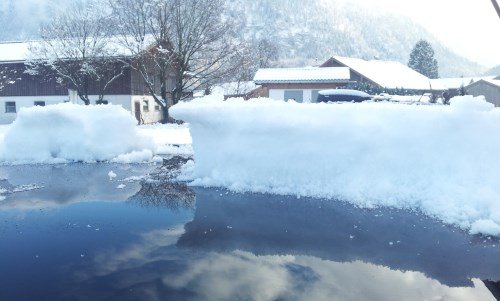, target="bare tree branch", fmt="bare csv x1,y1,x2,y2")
26,1,125,105
111,0,244,123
